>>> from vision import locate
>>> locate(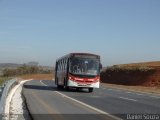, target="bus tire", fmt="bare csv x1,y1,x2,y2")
55,77,57,84
57,78,62,89
76,88,80,91
65,86,69,91
57,85,61,88
88,88,93,92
